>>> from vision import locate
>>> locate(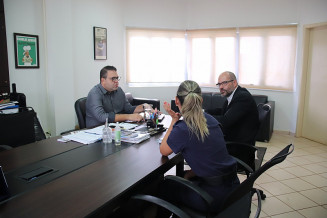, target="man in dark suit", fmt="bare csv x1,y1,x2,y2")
214,71,259,146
